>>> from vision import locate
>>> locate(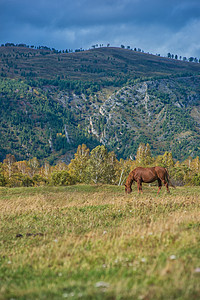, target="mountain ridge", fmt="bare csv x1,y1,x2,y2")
1,46,200,81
